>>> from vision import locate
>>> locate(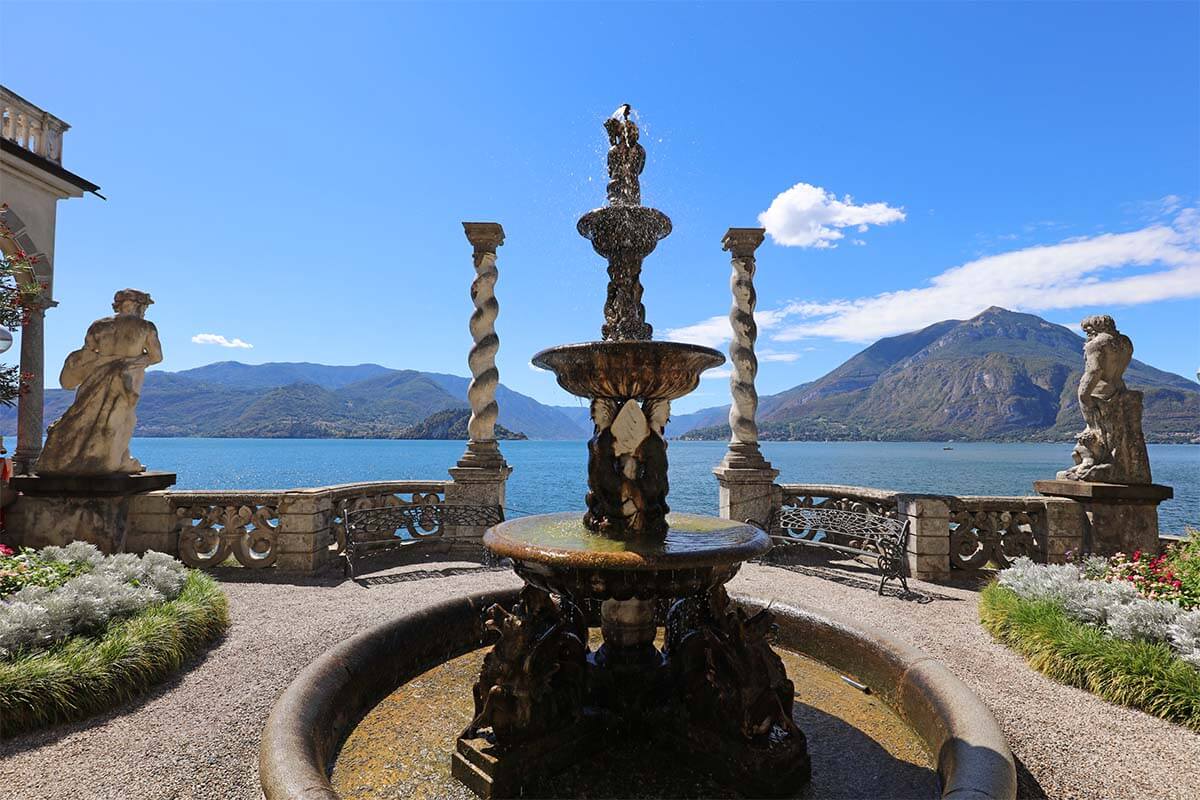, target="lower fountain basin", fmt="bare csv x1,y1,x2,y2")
259,587,1017,800
531,341,725,401
484,512,768,599
334,637,933,799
